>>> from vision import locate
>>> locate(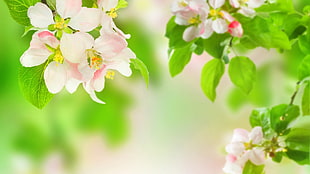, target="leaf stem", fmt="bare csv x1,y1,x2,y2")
289,81,301,105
